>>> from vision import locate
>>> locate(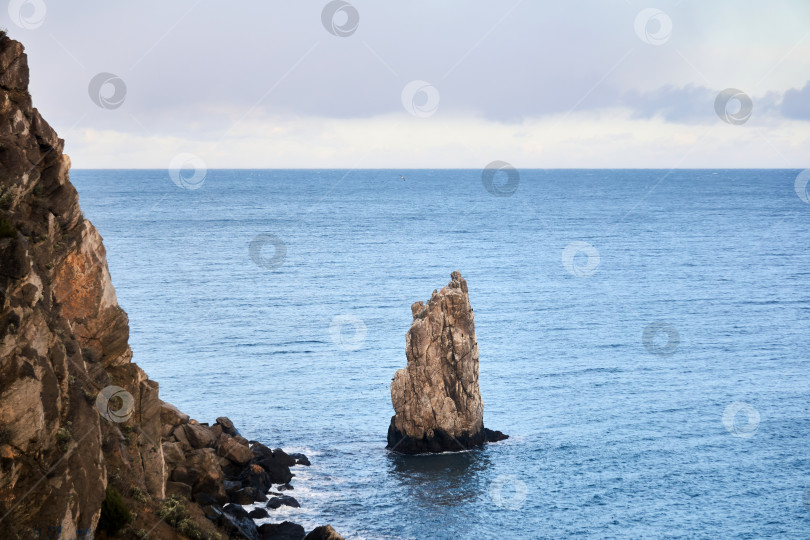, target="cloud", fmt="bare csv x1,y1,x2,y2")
63,110,810,169
622,85,717,123
11,0,810,166
781,81,810,120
